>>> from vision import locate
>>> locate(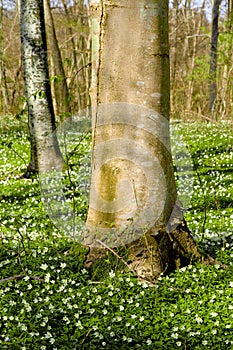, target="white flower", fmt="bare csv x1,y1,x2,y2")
109,270,115,278
180,266,186,272
40,264,48,271
76,320,83,329
146,339,152,345
210,312,218,317
176,342,182,347
202,340,208,345
103,309,107,315
212,329,217,335
171,333,178,339
226,324,231,329
45,332,52,338
131,314,137,319
230,282,233,288
139,316,144,322
119,305,124,311
21,324,27,331
28,284,33,290
195,315,203,323
60,262,66,268
26,305,32,312
44,273,50,283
